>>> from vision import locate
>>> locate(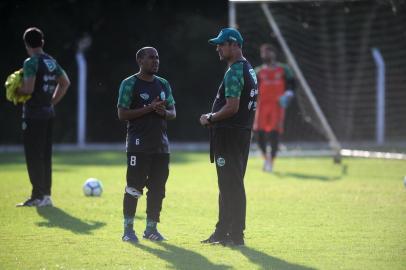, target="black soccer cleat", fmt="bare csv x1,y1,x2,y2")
201,232,228,244
143,229,166,242
216,233,245,247
226,237,245,246
16,198,41,207
122,229,139,243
